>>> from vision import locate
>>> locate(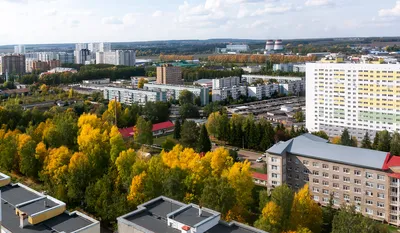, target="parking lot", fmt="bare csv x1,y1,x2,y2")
212,145,265,169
